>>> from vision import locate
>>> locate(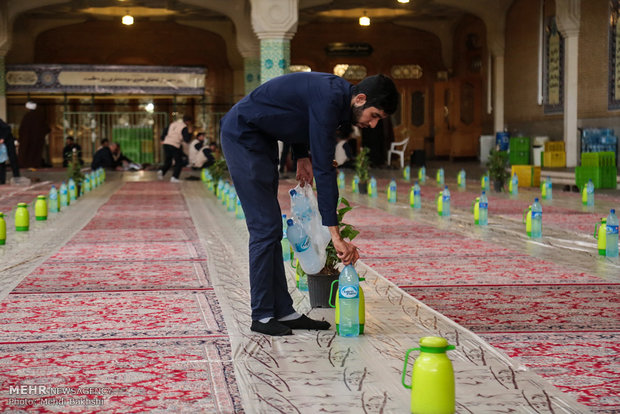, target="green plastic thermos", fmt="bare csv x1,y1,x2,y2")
594,218,607,256
15,203,29,231
471,197,480,225
436,191,443,216
35,195,48,221
329,278,365,334
0,212,6,245
523,205,532,237
402,336,456,414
